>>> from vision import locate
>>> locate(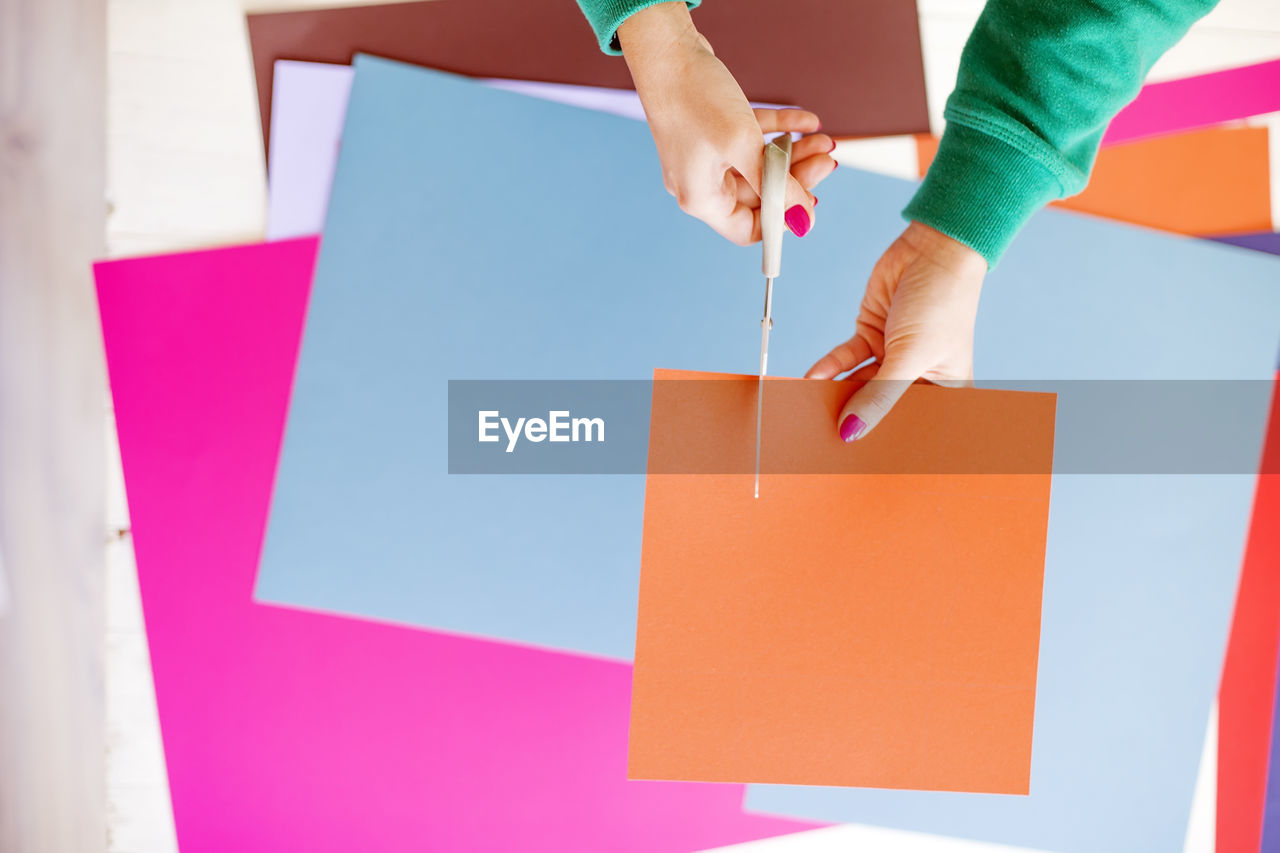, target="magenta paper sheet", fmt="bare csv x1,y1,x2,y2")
94,237,816,852
1104,58,1280,146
